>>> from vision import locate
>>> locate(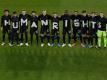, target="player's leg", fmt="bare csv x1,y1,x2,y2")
40,27,45,47
56,30,60,46
90,34,93,47
1,29,6,46
51,30,55,46
11,30,14,46
97,30,102,48
7,29,11,44
46,29,50,46
82,34,87,47
73,28,77,43
87,35,91,48
20,28,24,46
81,29,87,47
95,33,98,47
35,30,39,45
62,28,66,47
102,31,107,48
78,30,83,46
87,31,91,48
30,29,33,45
67,30,72,47
25,29,29,46
16,30,19,46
